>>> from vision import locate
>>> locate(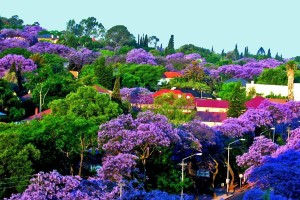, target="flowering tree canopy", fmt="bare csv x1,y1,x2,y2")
0,54,37,78
239,108,273,128
214,118,255,138
247,150,300,199
236,136,278,178
126,48,157,65
120,87,153,105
